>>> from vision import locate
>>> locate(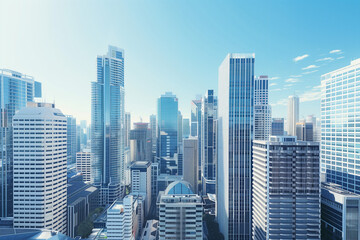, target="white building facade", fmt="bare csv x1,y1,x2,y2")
13,102,67,233
76,150,92,182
